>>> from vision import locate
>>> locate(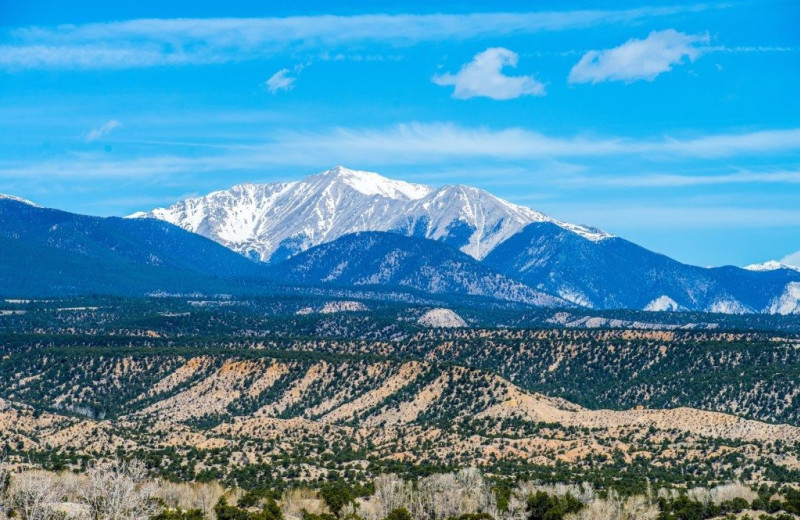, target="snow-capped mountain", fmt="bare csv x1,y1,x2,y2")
744,260,800,273
131,166,611,262
0,193,39,207
3,188,800,314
